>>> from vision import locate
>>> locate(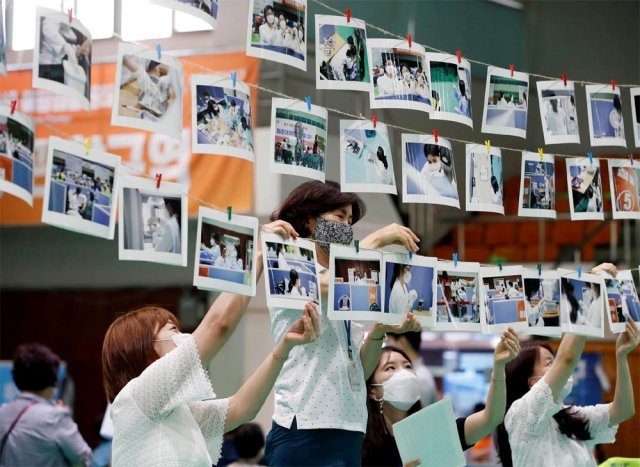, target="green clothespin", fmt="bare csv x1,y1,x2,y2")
227,206,232,221
355,240,359,253
498,259,503,271
537,263,542,276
